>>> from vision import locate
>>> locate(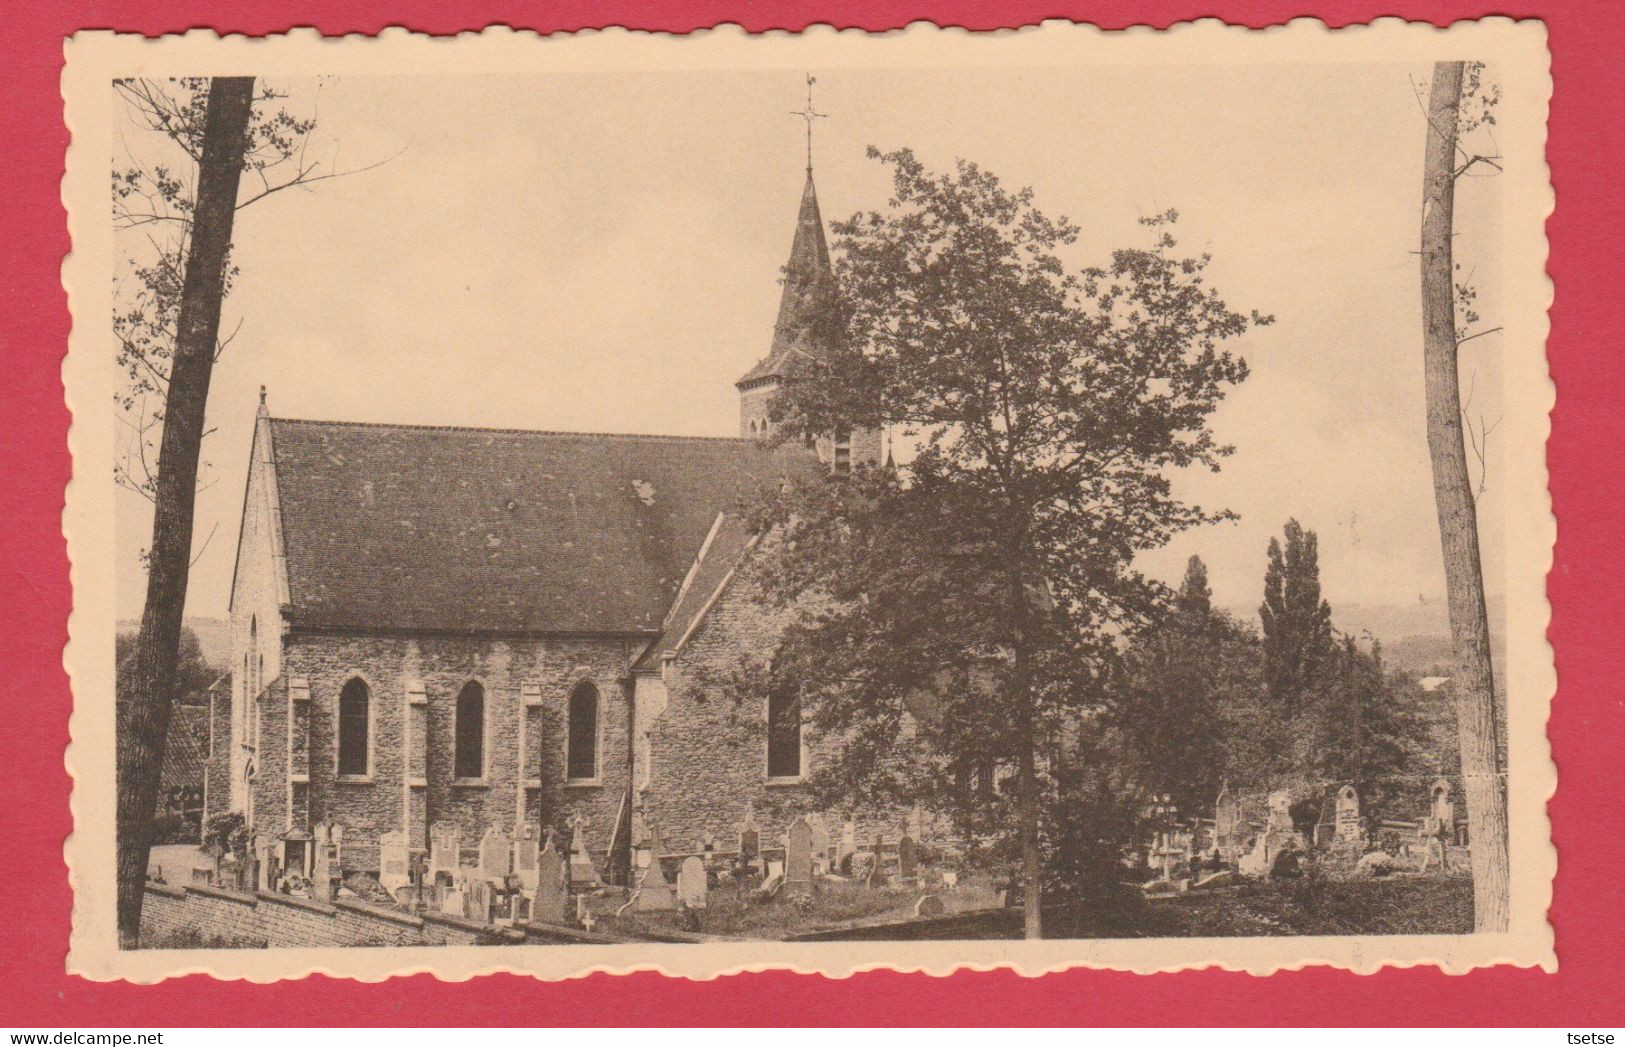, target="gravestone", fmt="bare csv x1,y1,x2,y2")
784,816,814,896
253,834,272,891
1335,785,1362,841
634,826,675,912
1430,779,1455,828
677,856,708,910
913,894,945,917
567,816,600,887
1214,785,1242,860
1314,792,1338,847
479,825,513,882
463,876,490,923
867,834,886,889
809,820,831,875
378,829,410,895
835,818,857,876
311,822,338,901
898,834,918,878
738,809,761,872
514,822,540,906
532,833,569,924
429,821,461,887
